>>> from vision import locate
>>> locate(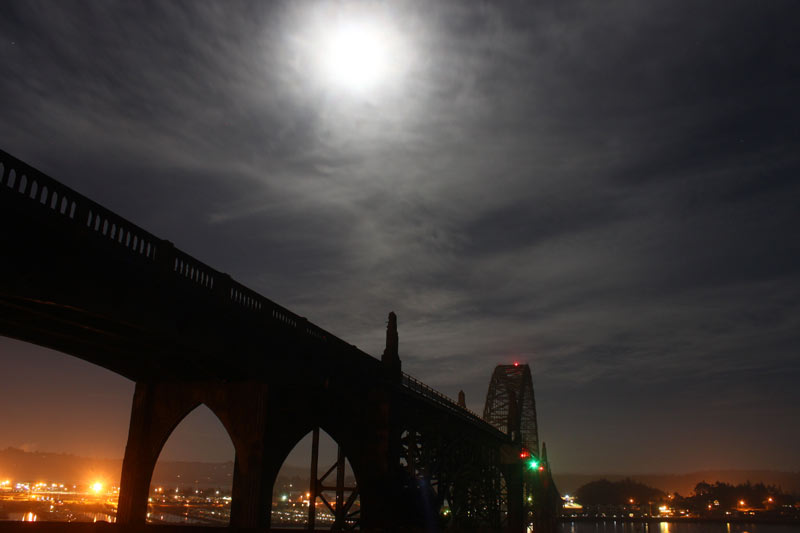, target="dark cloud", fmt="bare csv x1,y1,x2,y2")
1,0,799,473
